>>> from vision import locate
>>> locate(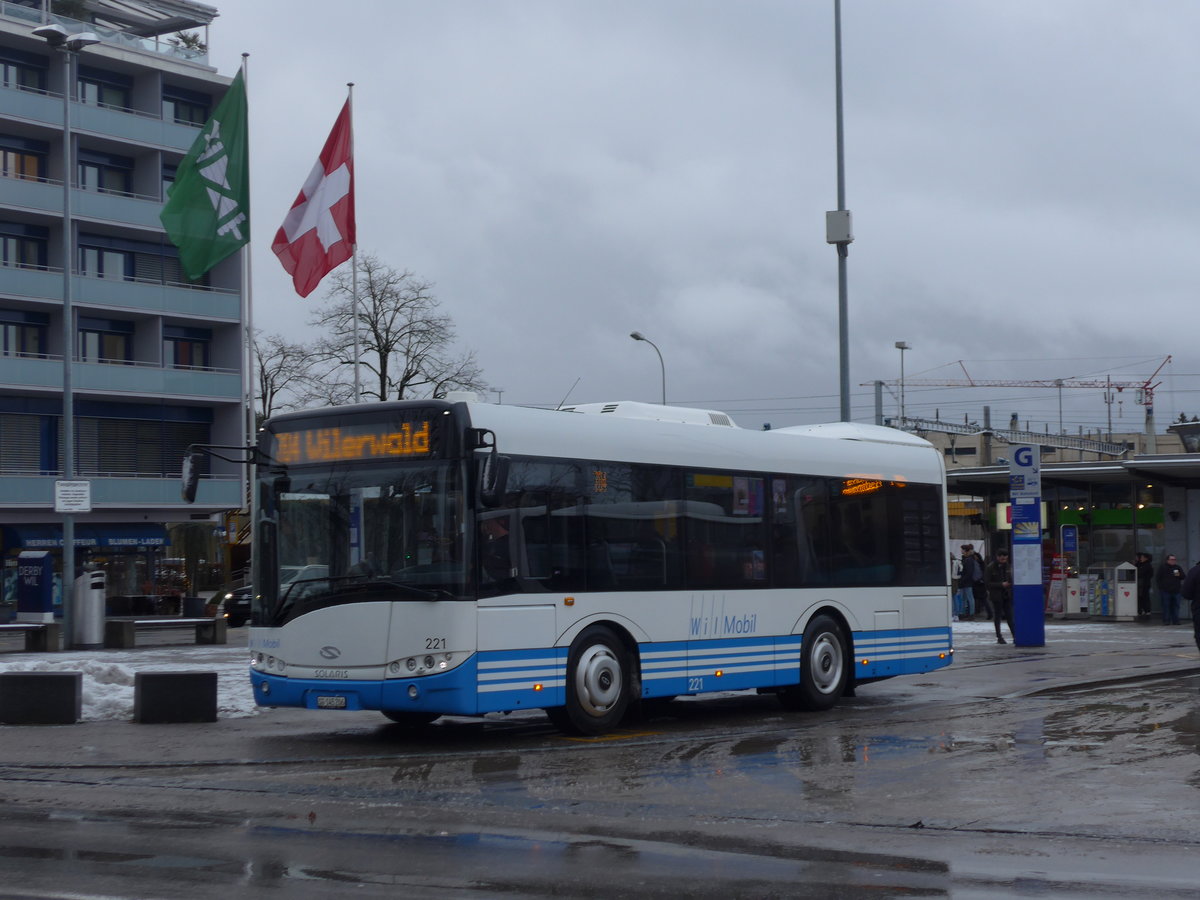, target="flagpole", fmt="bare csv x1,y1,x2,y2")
348,82,360,403
241,54,254,514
